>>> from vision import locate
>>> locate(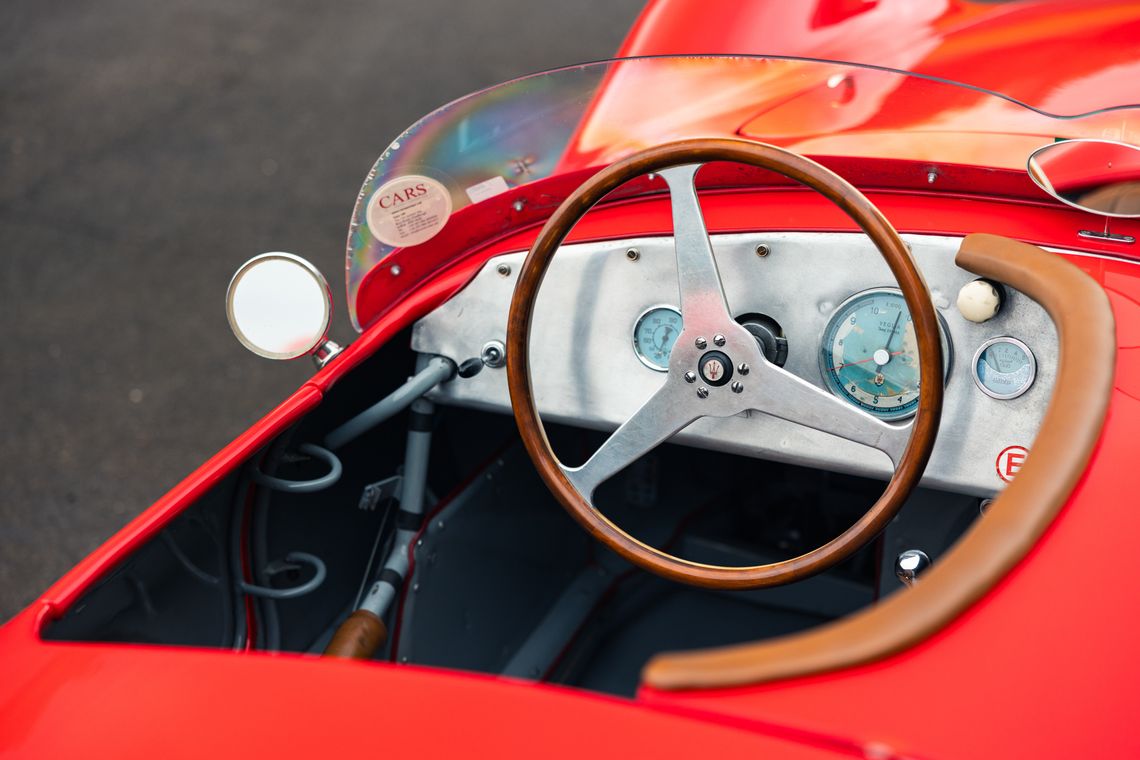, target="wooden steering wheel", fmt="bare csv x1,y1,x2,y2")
506,138,943,589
